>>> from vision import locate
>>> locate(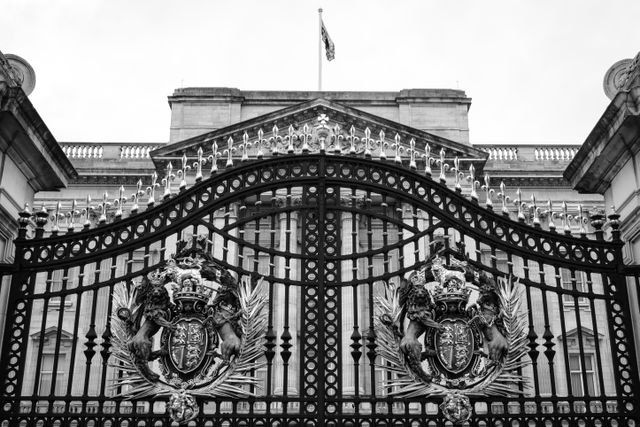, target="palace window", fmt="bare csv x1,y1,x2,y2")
38,353,67,396
561,269,589,308
568,352,596,397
